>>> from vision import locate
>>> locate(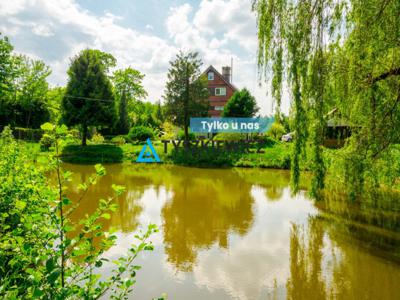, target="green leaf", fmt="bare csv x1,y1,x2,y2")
46,258,55,272
47,269,61,285
101,213,111,220
62,197,72,205
111,184,126,196
94,164,106,176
